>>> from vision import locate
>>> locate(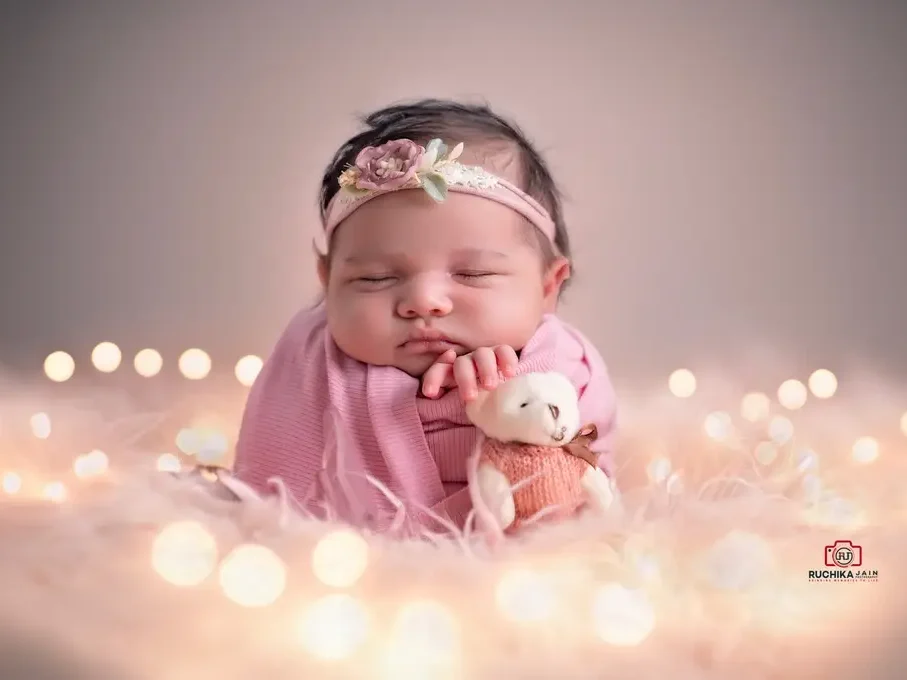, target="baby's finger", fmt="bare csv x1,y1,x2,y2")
494,345,519,377
471,346,500,390
421,350,457,397
453,354,479,401
421,364,452,398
